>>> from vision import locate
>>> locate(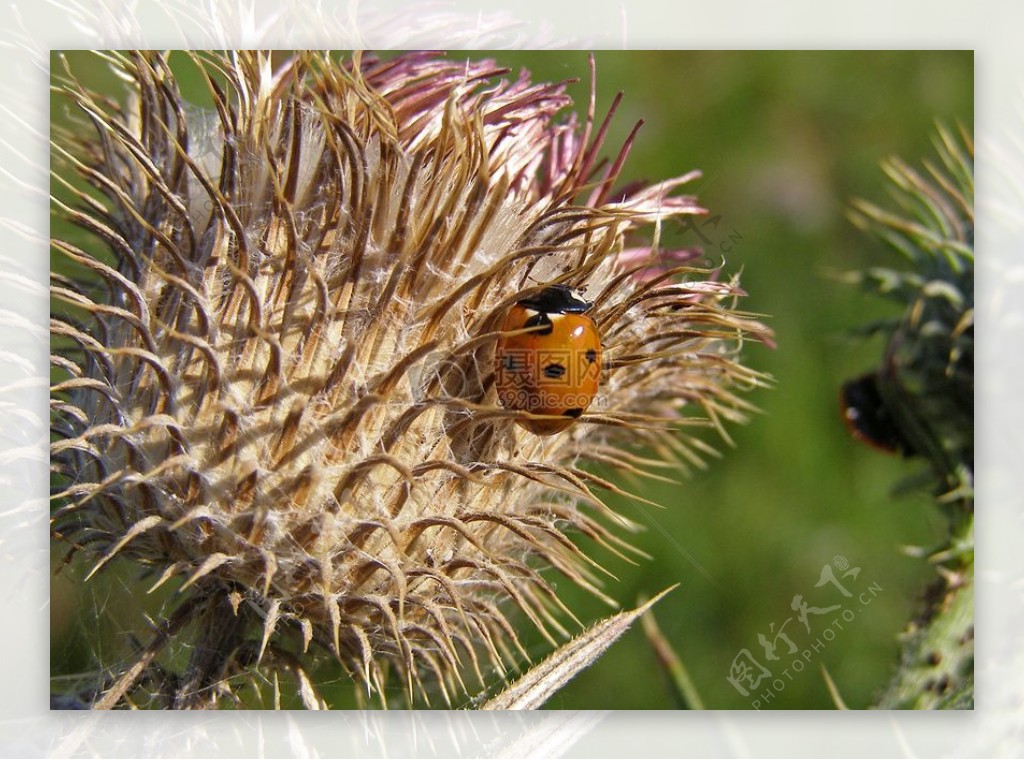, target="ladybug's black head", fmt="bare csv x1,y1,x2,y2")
517,284,593,315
